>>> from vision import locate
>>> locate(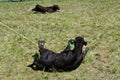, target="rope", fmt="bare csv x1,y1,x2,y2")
0,22,37,47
